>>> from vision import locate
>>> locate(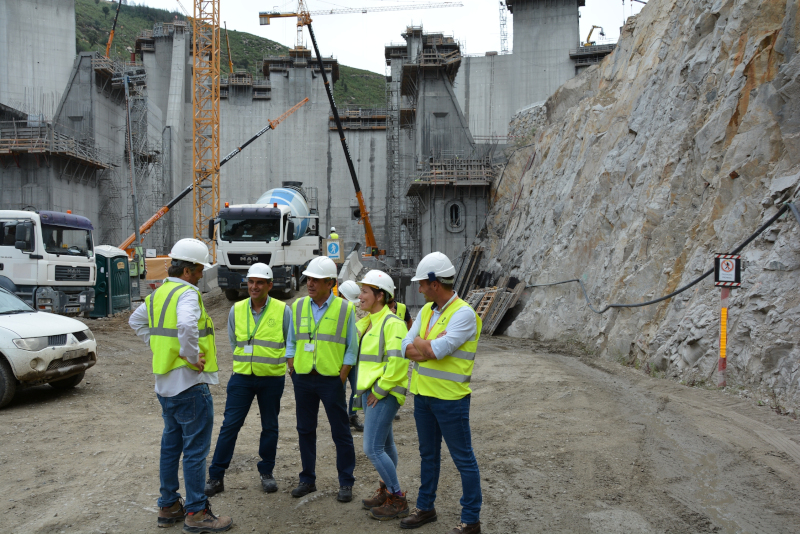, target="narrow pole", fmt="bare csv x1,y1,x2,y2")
123,76,142,248
718,286,730,387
